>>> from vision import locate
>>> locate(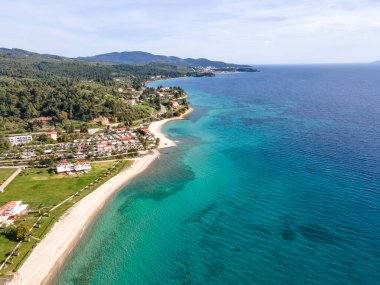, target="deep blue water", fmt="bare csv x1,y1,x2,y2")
55,64,380,284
